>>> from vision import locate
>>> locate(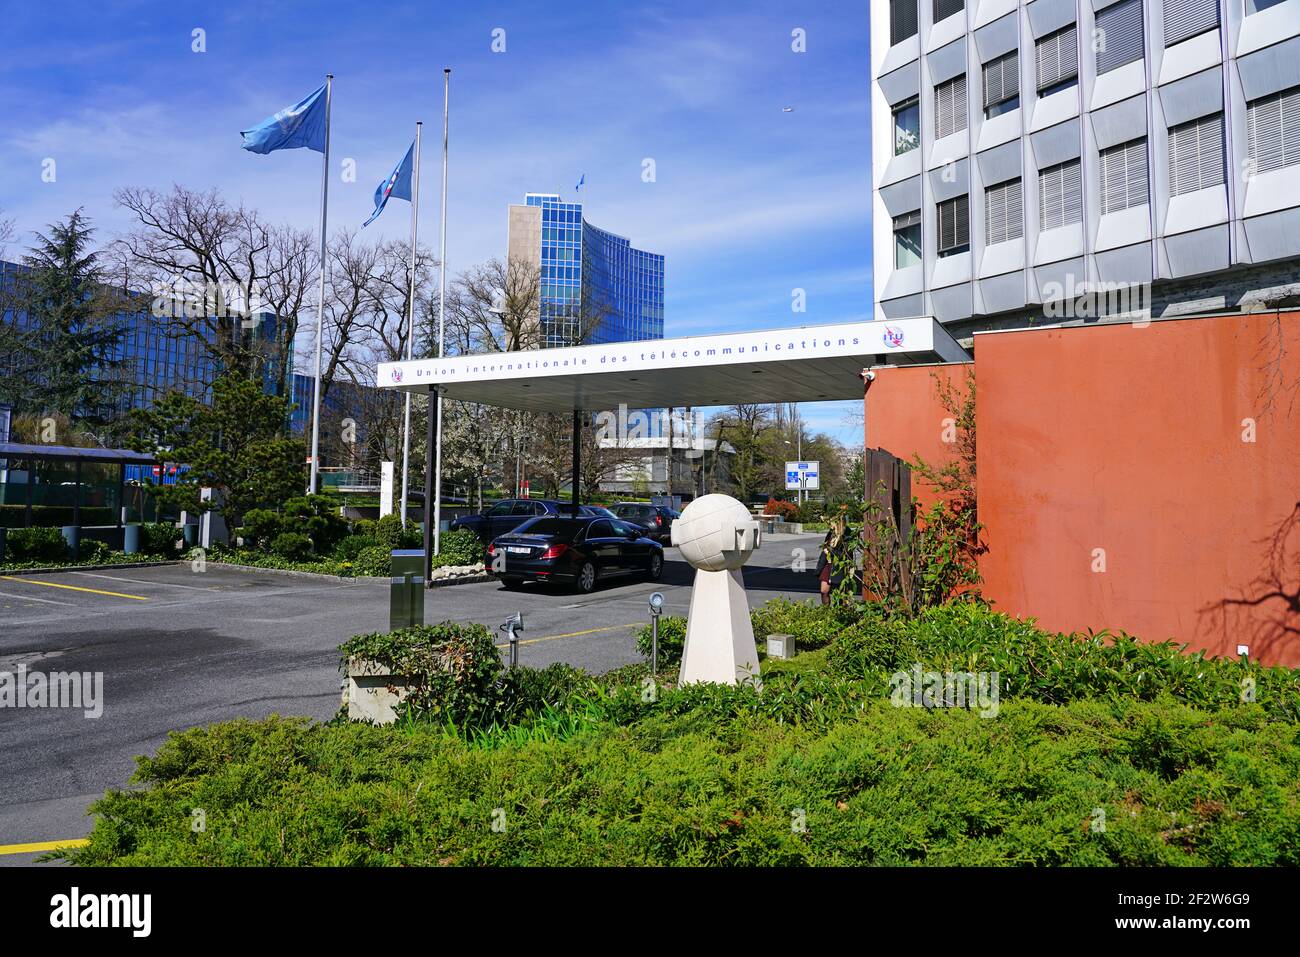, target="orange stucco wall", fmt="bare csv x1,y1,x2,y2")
864,362,974,510
865,313,1300,667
